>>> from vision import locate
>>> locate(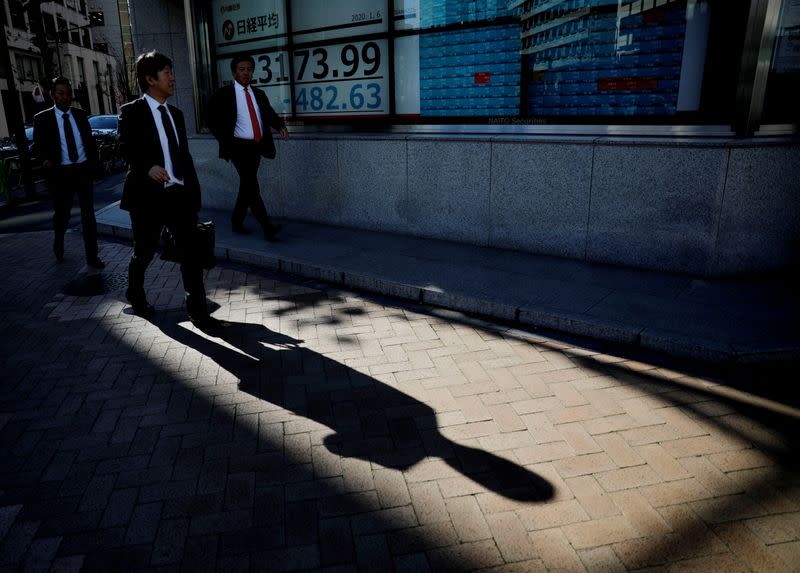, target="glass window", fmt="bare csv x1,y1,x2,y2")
762,0,800,125
44,14,57,37
88,115,118,129
77,57,86,83
9,0,27,30
195,0,751,127
57,16,68,43
70,25,82,45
